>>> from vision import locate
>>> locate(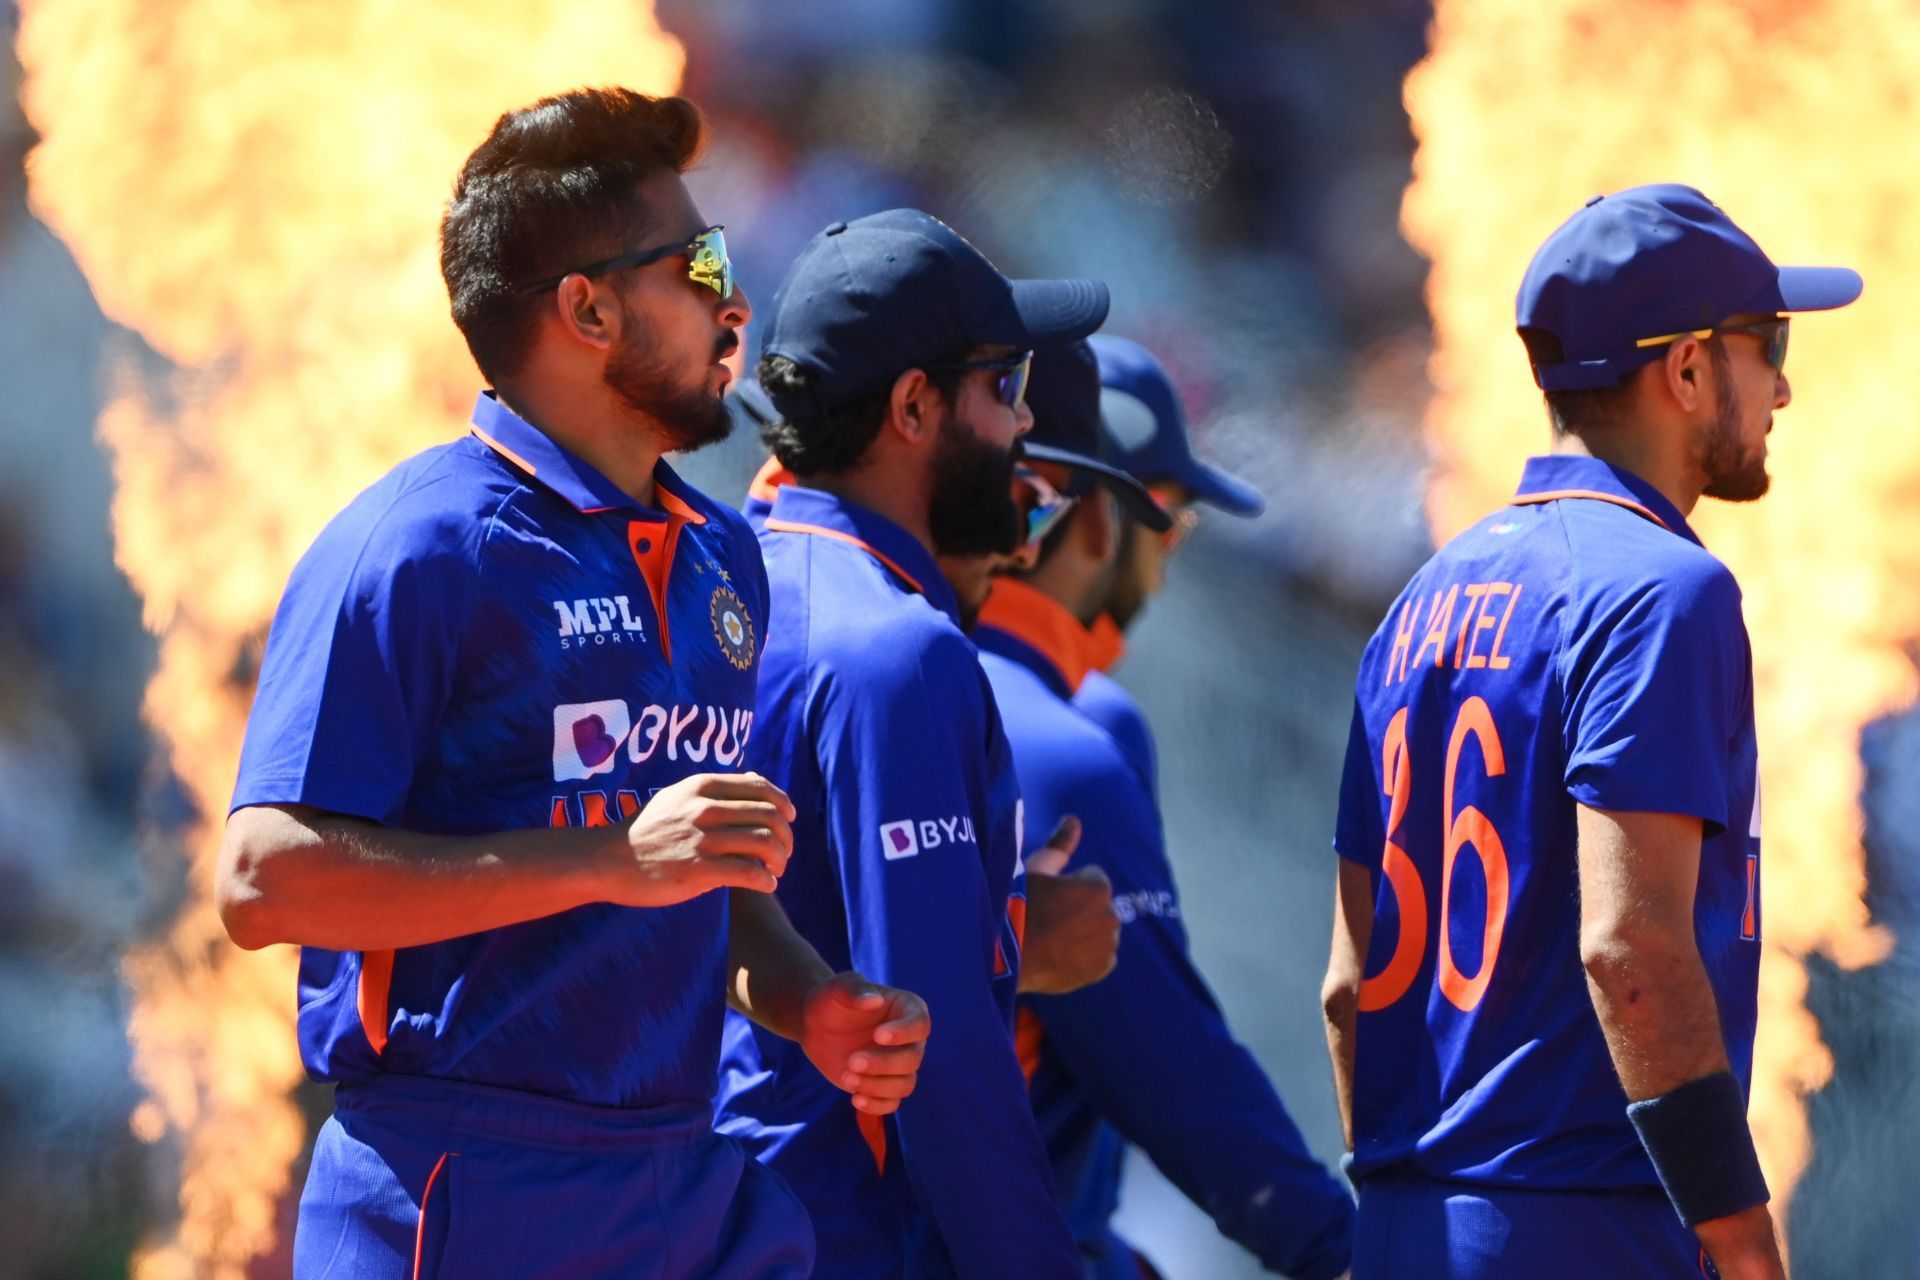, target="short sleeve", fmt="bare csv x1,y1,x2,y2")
1334,695,1386,867
1560,565,1745,831
233,508,481,824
